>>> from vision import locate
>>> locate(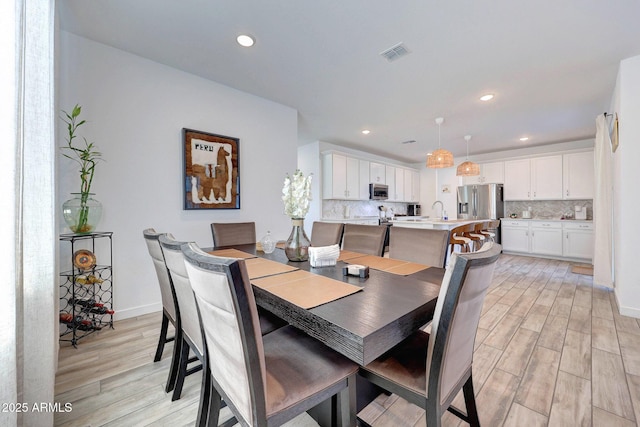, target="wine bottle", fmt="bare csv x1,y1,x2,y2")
68,298,104,308
88,306,114,315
